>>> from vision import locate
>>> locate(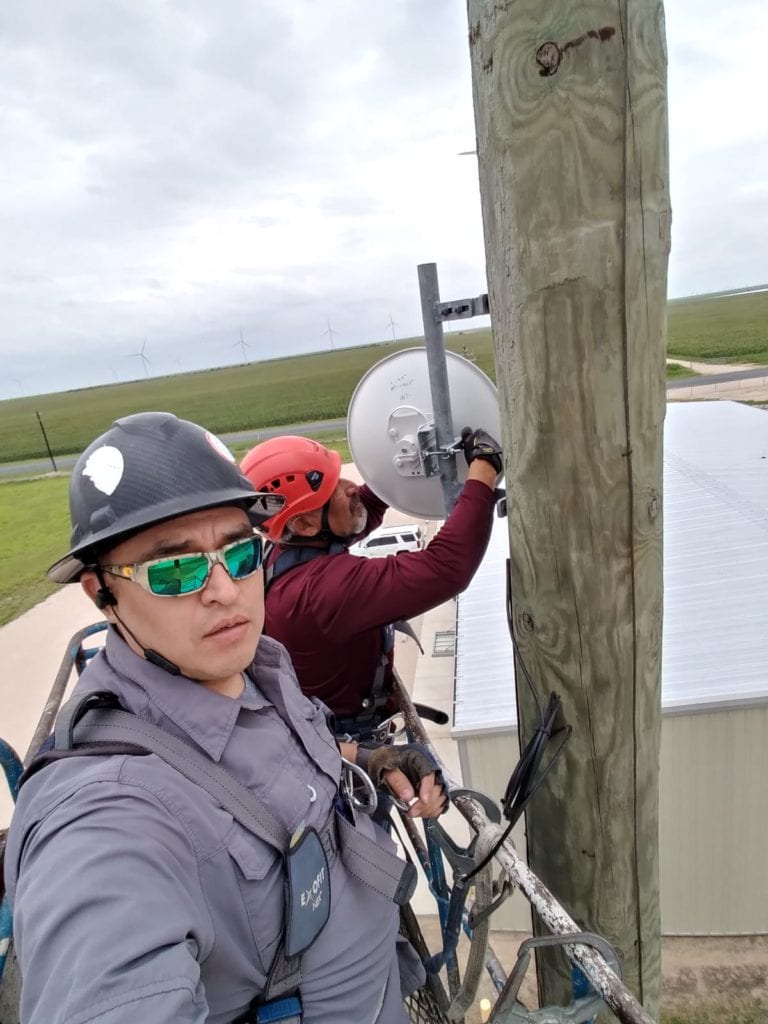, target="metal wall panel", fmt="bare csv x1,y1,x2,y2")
660,707,768,934
459,706,768,935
